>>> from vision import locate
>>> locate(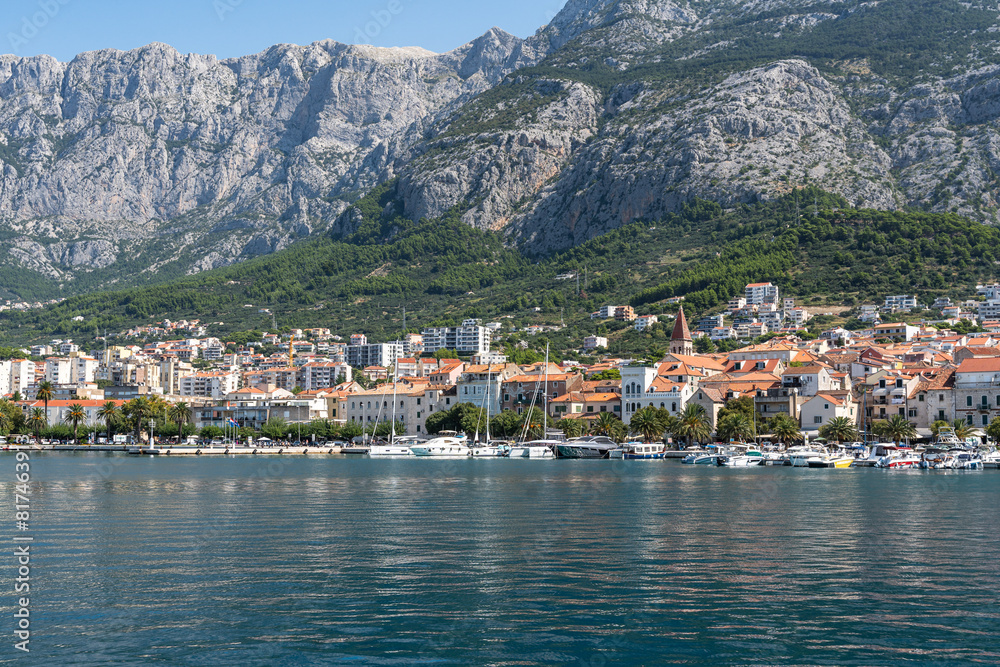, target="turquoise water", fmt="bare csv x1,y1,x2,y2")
2,454,1000,665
